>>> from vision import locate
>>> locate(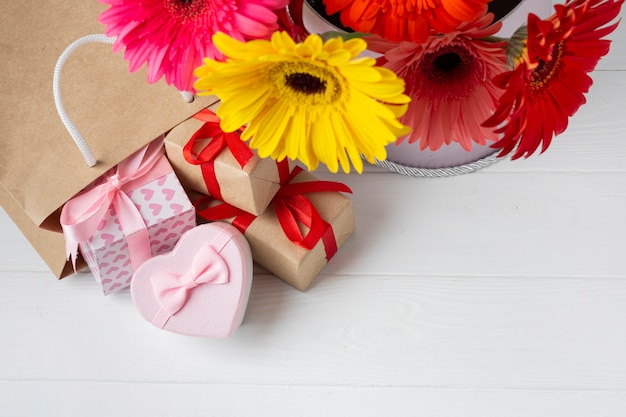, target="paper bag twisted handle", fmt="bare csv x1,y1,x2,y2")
52,34,195,167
